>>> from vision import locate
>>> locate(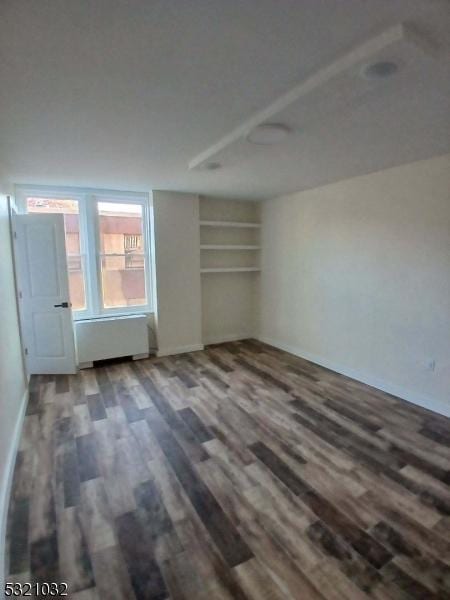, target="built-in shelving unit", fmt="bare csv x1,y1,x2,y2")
200,220,261,229
200,267,260,273
199,204,261,274
199,197,261,344
200,244,260,251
